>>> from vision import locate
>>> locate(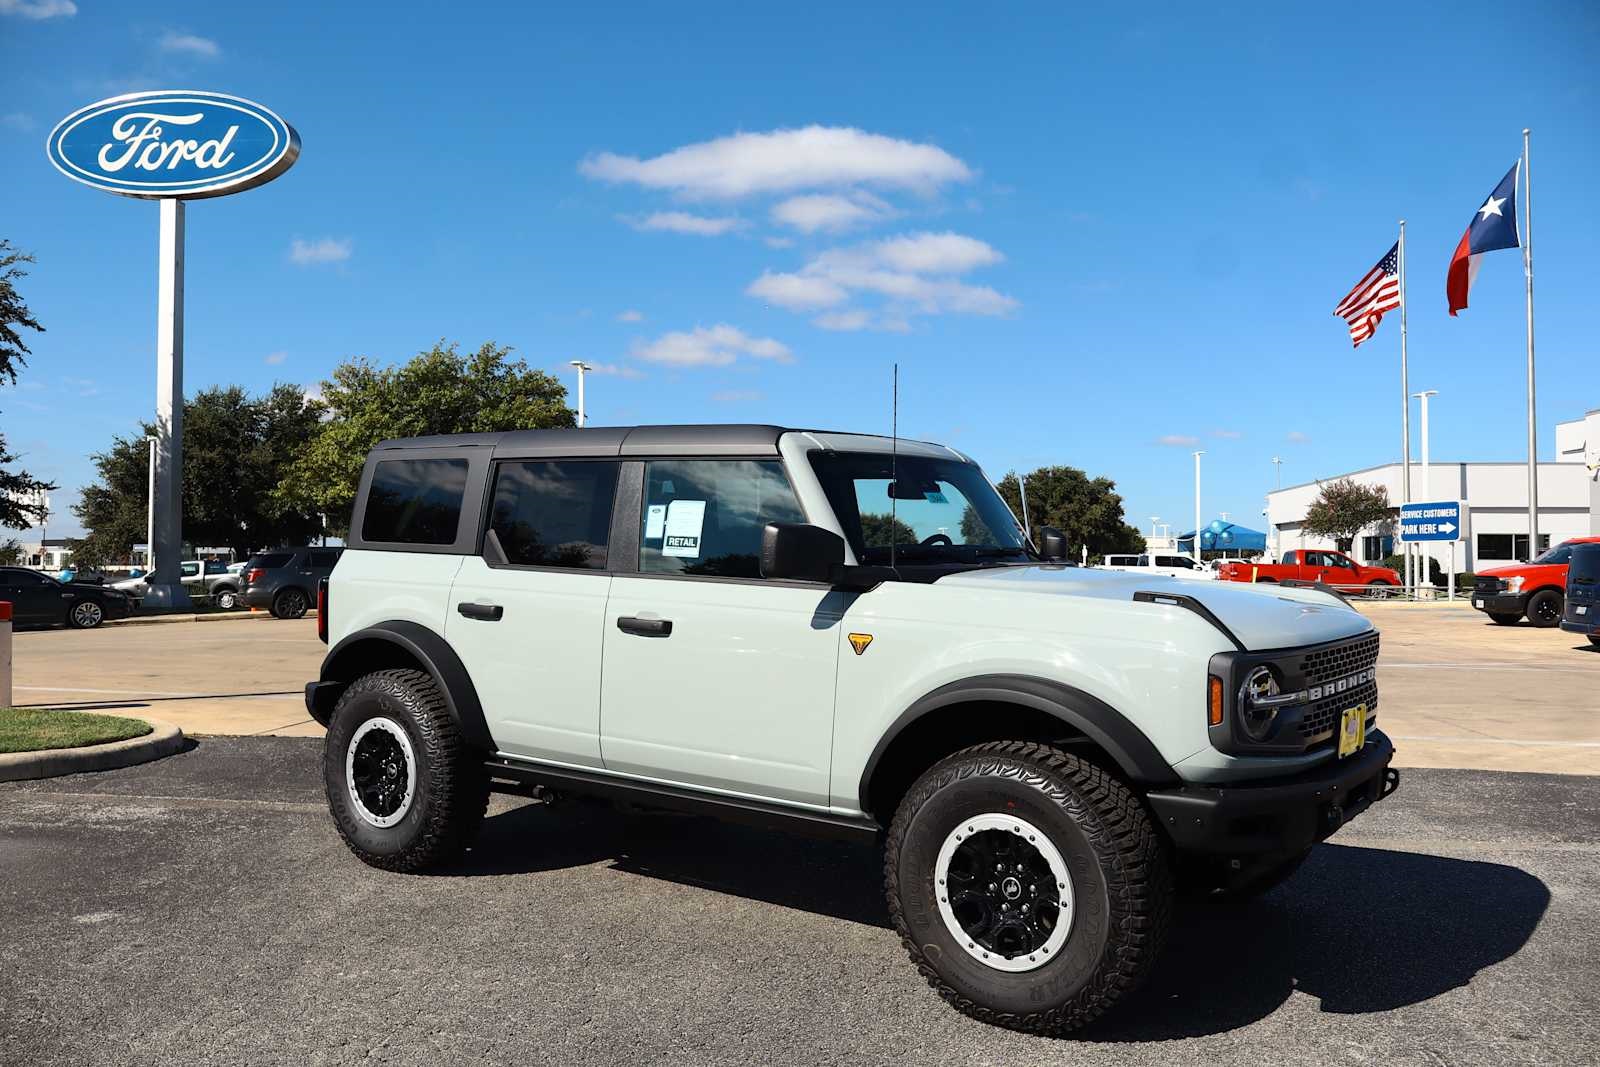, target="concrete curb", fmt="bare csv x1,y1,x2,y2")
0,718,185,782
107,610,317,627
